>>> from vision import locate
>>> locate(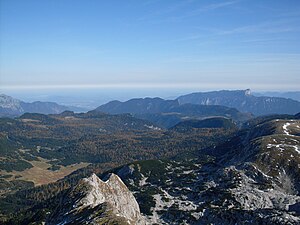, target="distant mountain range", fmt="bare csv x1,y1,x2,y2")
2,89,299,119
96,97,178,114
95,89,300,127
0,94,83,117
254,91,300,102
170,117,237,132
177,89,300,116
95,97,252,128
